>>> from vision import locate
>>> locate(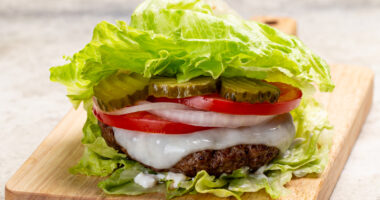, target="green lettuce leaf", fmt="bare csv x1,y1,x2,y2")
98,161,166,195
228,170,292,199
50,45,100,108
130,0,333,91
267,97,333,175
69,99,127,176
